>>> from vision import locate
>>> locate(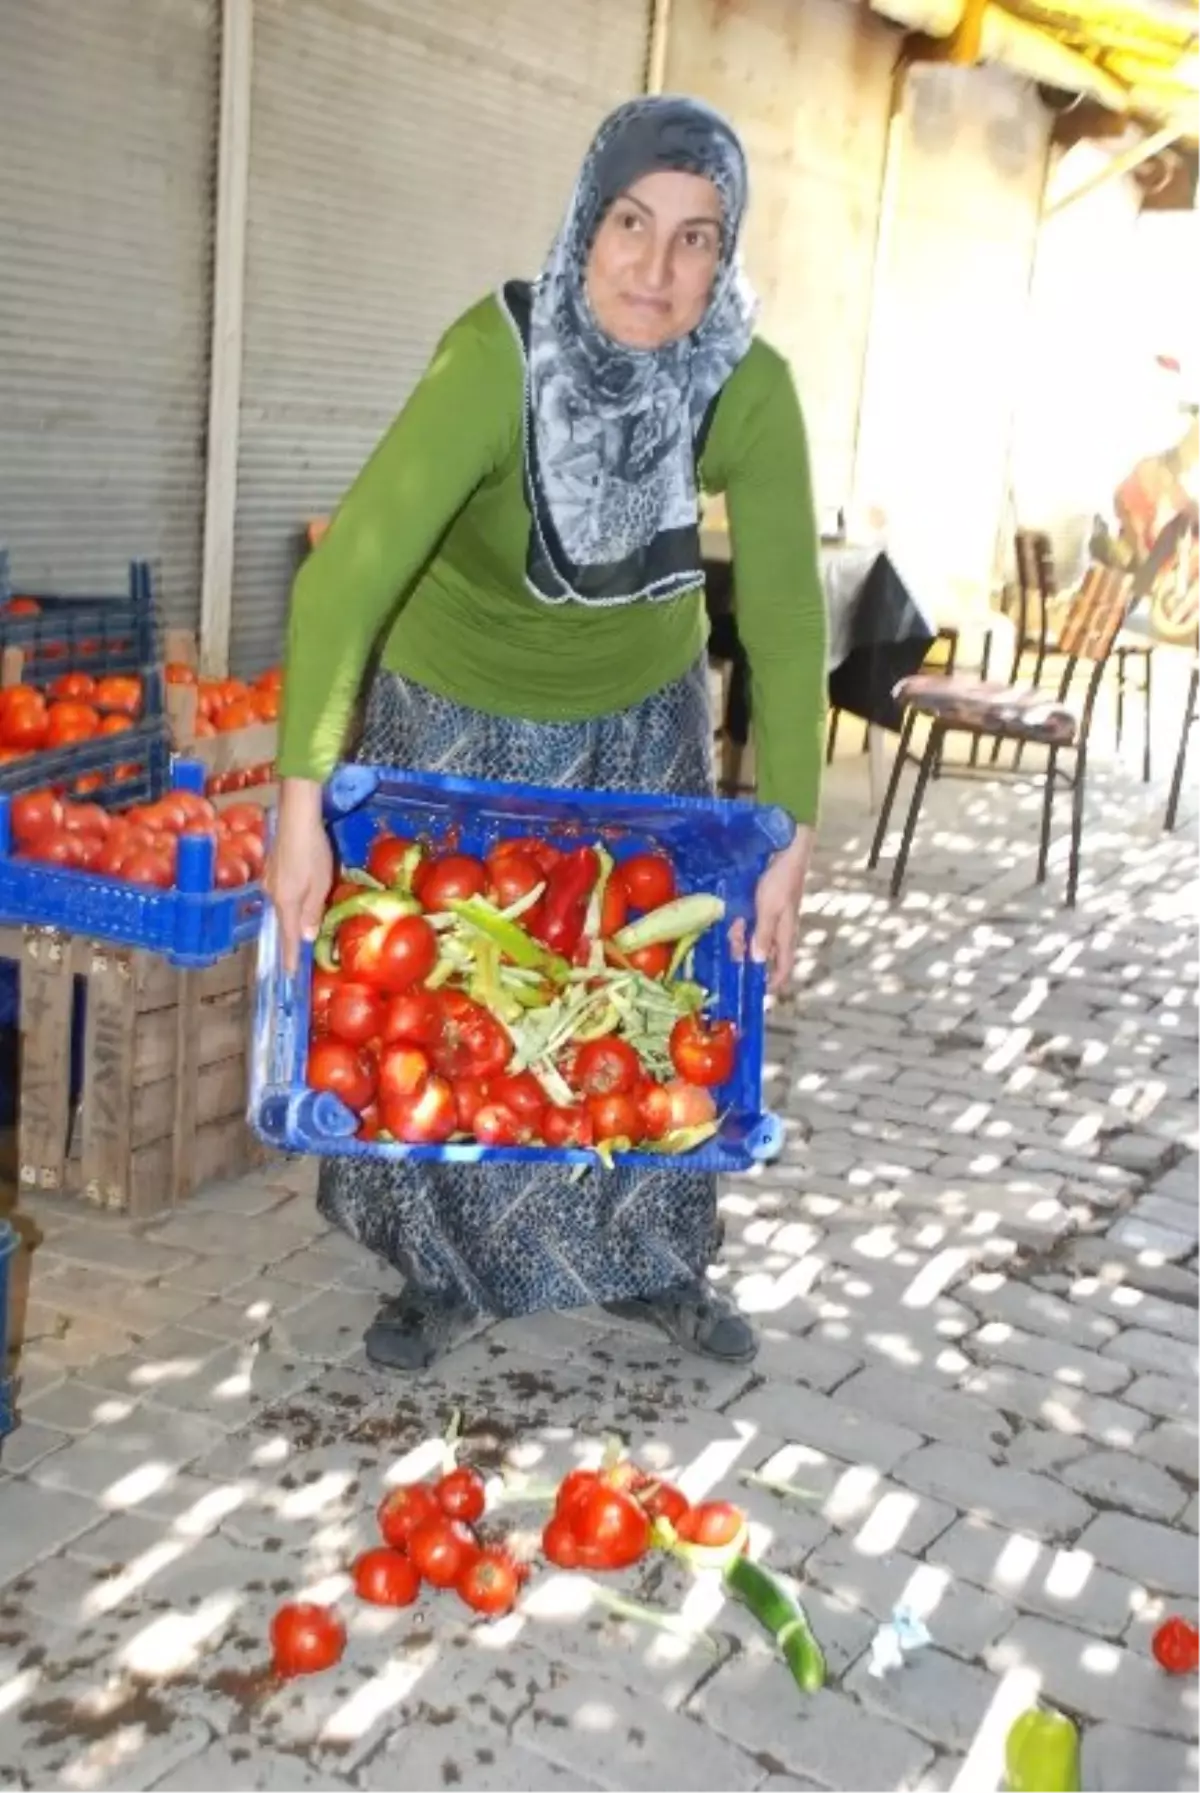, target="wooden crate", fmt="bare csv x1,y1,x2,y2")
163,628,278,783
1,926,265,1214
